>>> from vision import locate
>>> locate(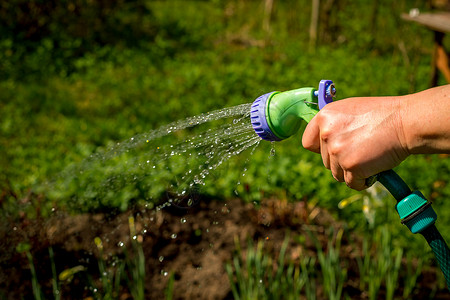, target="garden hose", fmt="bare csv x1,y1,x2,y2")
250,80,450,289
